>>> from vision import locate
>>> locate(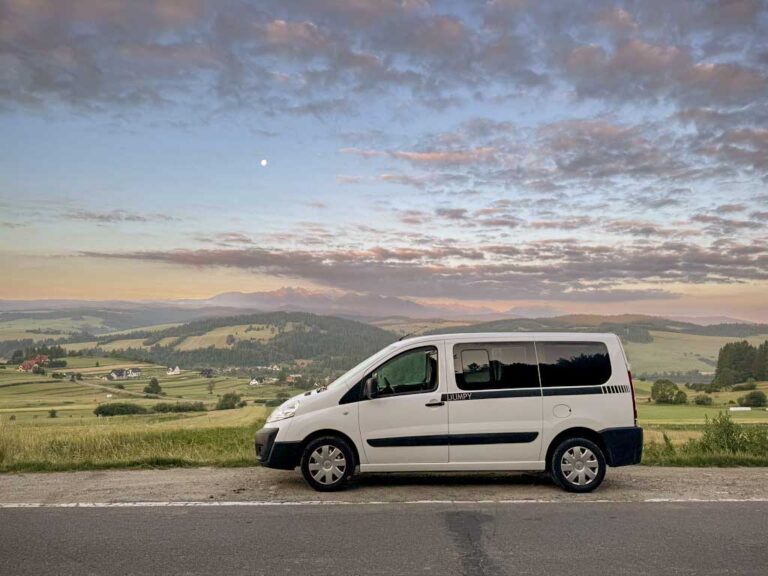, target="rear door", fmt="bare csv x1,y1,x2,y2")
358,343,448,465
447,339,543,464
